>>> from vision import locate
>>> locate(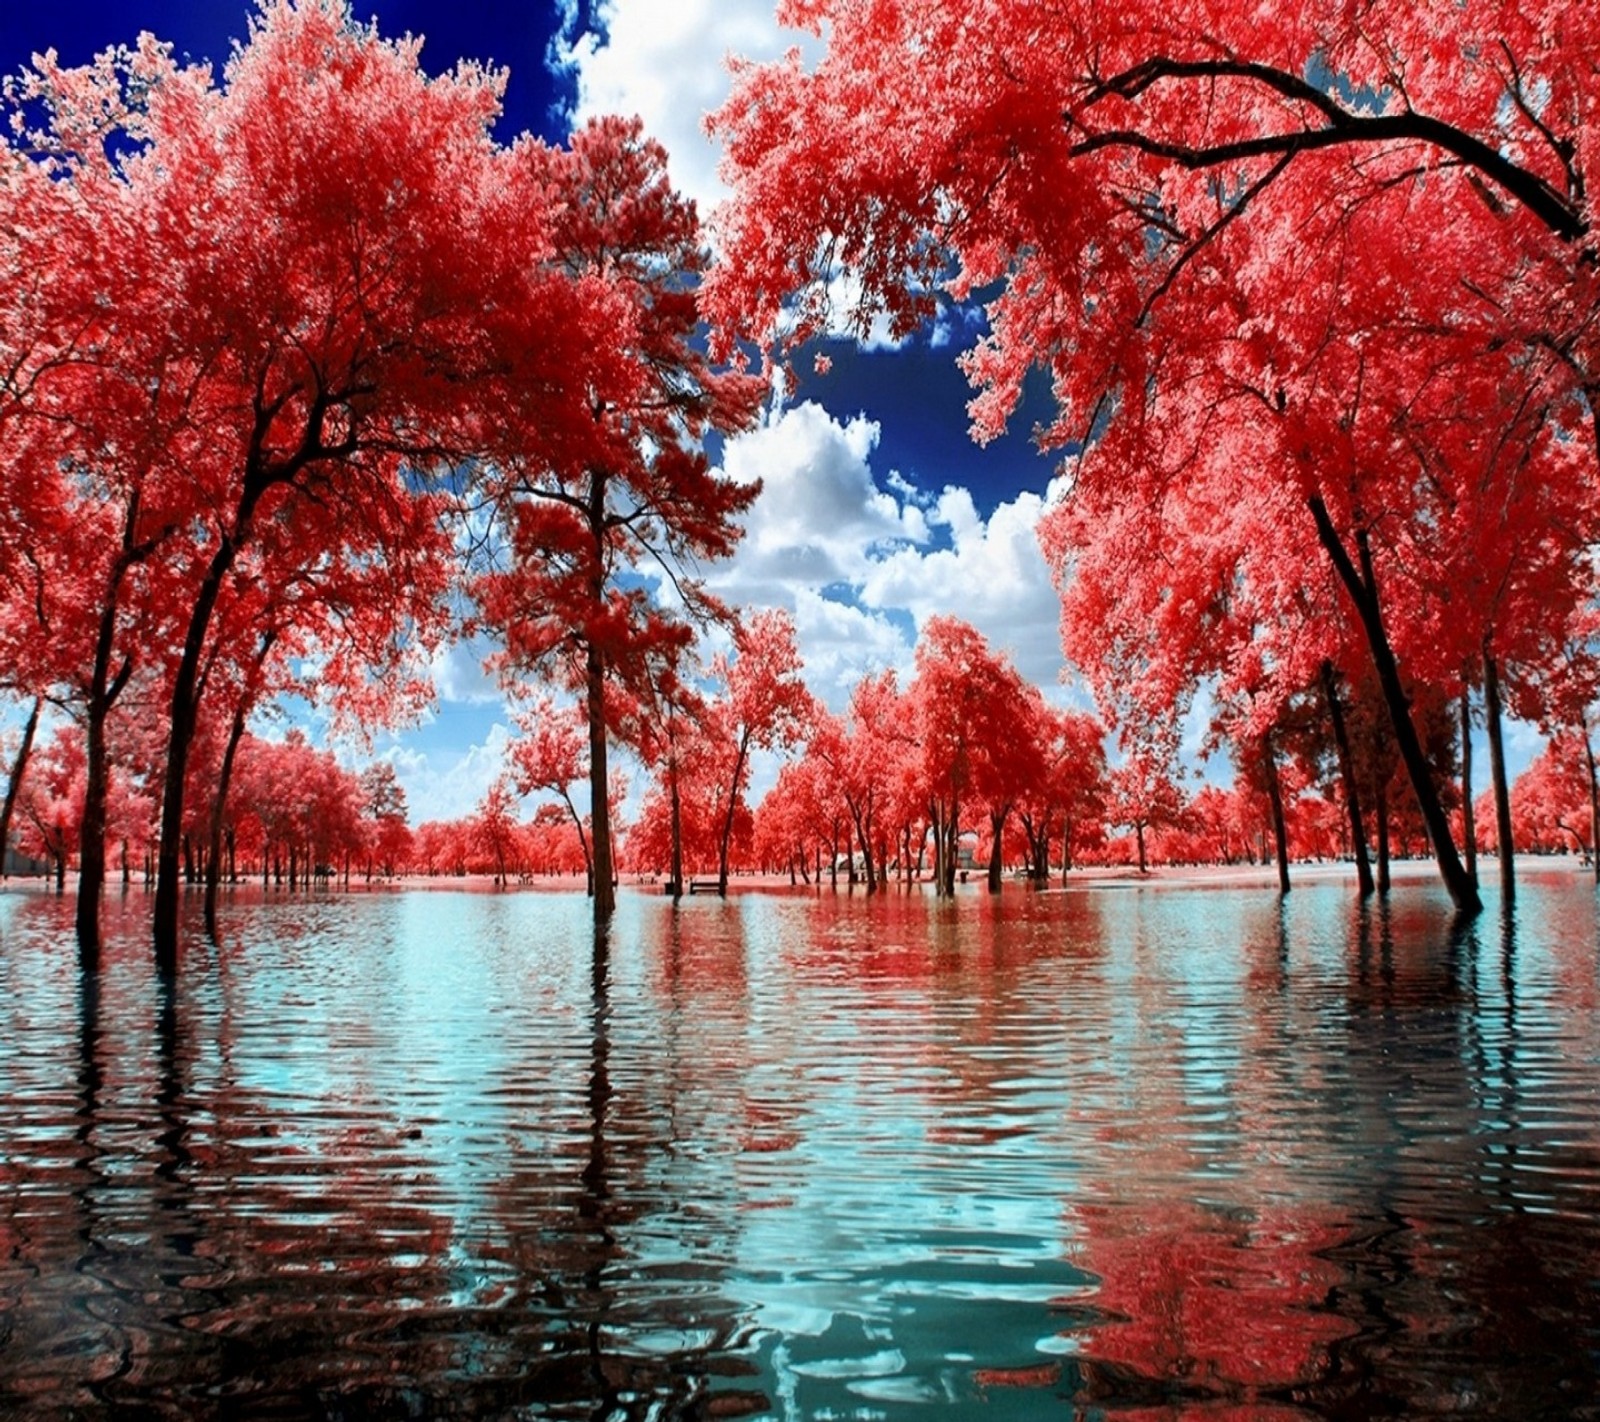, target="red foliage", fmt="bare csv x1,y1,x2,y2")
706,0,1600,911
473,115,766,917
